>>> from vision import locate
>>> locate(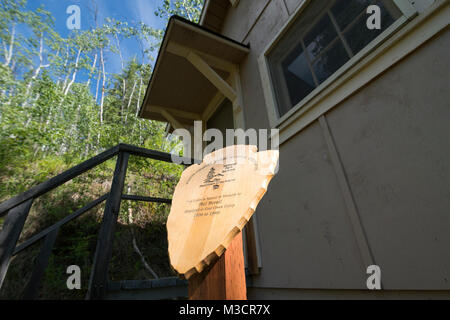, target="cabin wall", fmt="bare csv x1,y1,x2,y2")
216,0,450,298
